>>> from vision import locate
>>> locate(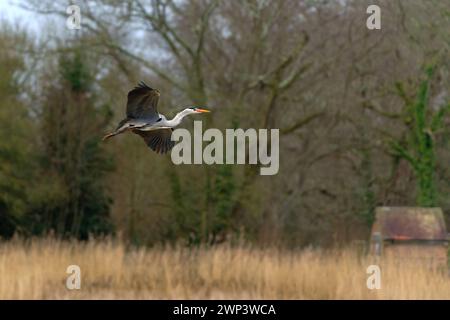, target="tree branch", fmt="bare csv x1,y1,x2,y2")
281,111,325,135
